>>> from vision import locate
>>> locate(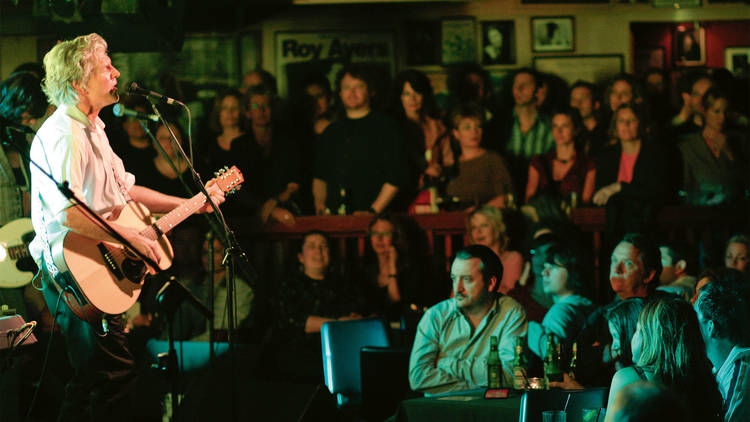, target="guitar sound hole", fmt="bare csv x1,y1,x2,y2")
121,259,146,282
